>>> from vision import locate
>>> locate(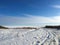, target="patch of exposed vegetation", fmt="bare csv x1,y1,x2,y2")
14,27,37,29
